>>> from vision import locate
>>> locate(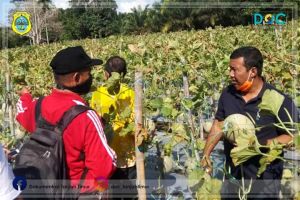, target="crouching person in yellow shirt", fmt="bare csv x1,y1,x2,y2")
90,56,137,199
